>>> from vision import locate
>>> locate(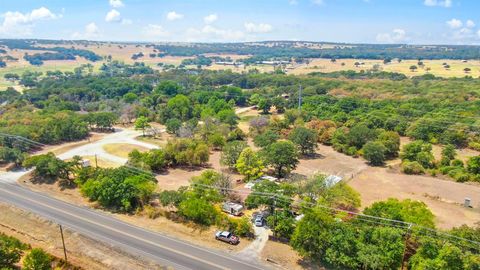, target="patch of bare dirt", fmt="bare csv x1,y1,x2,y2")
293,144,368,180
0,203,165,270
349,166,480,229
261,240,325,270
